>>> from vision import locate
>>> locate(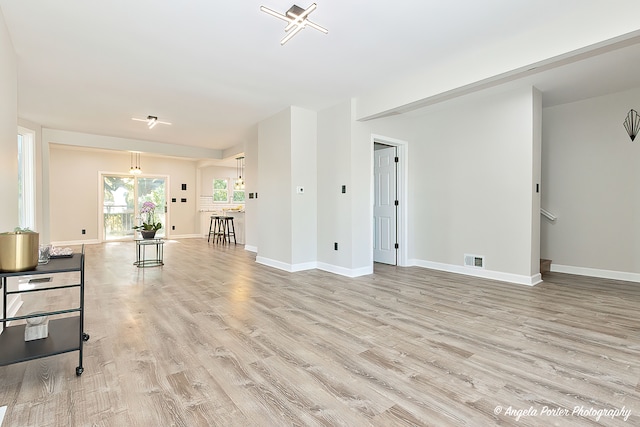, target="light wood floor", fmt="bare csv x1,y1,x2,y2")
1,239,639,426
